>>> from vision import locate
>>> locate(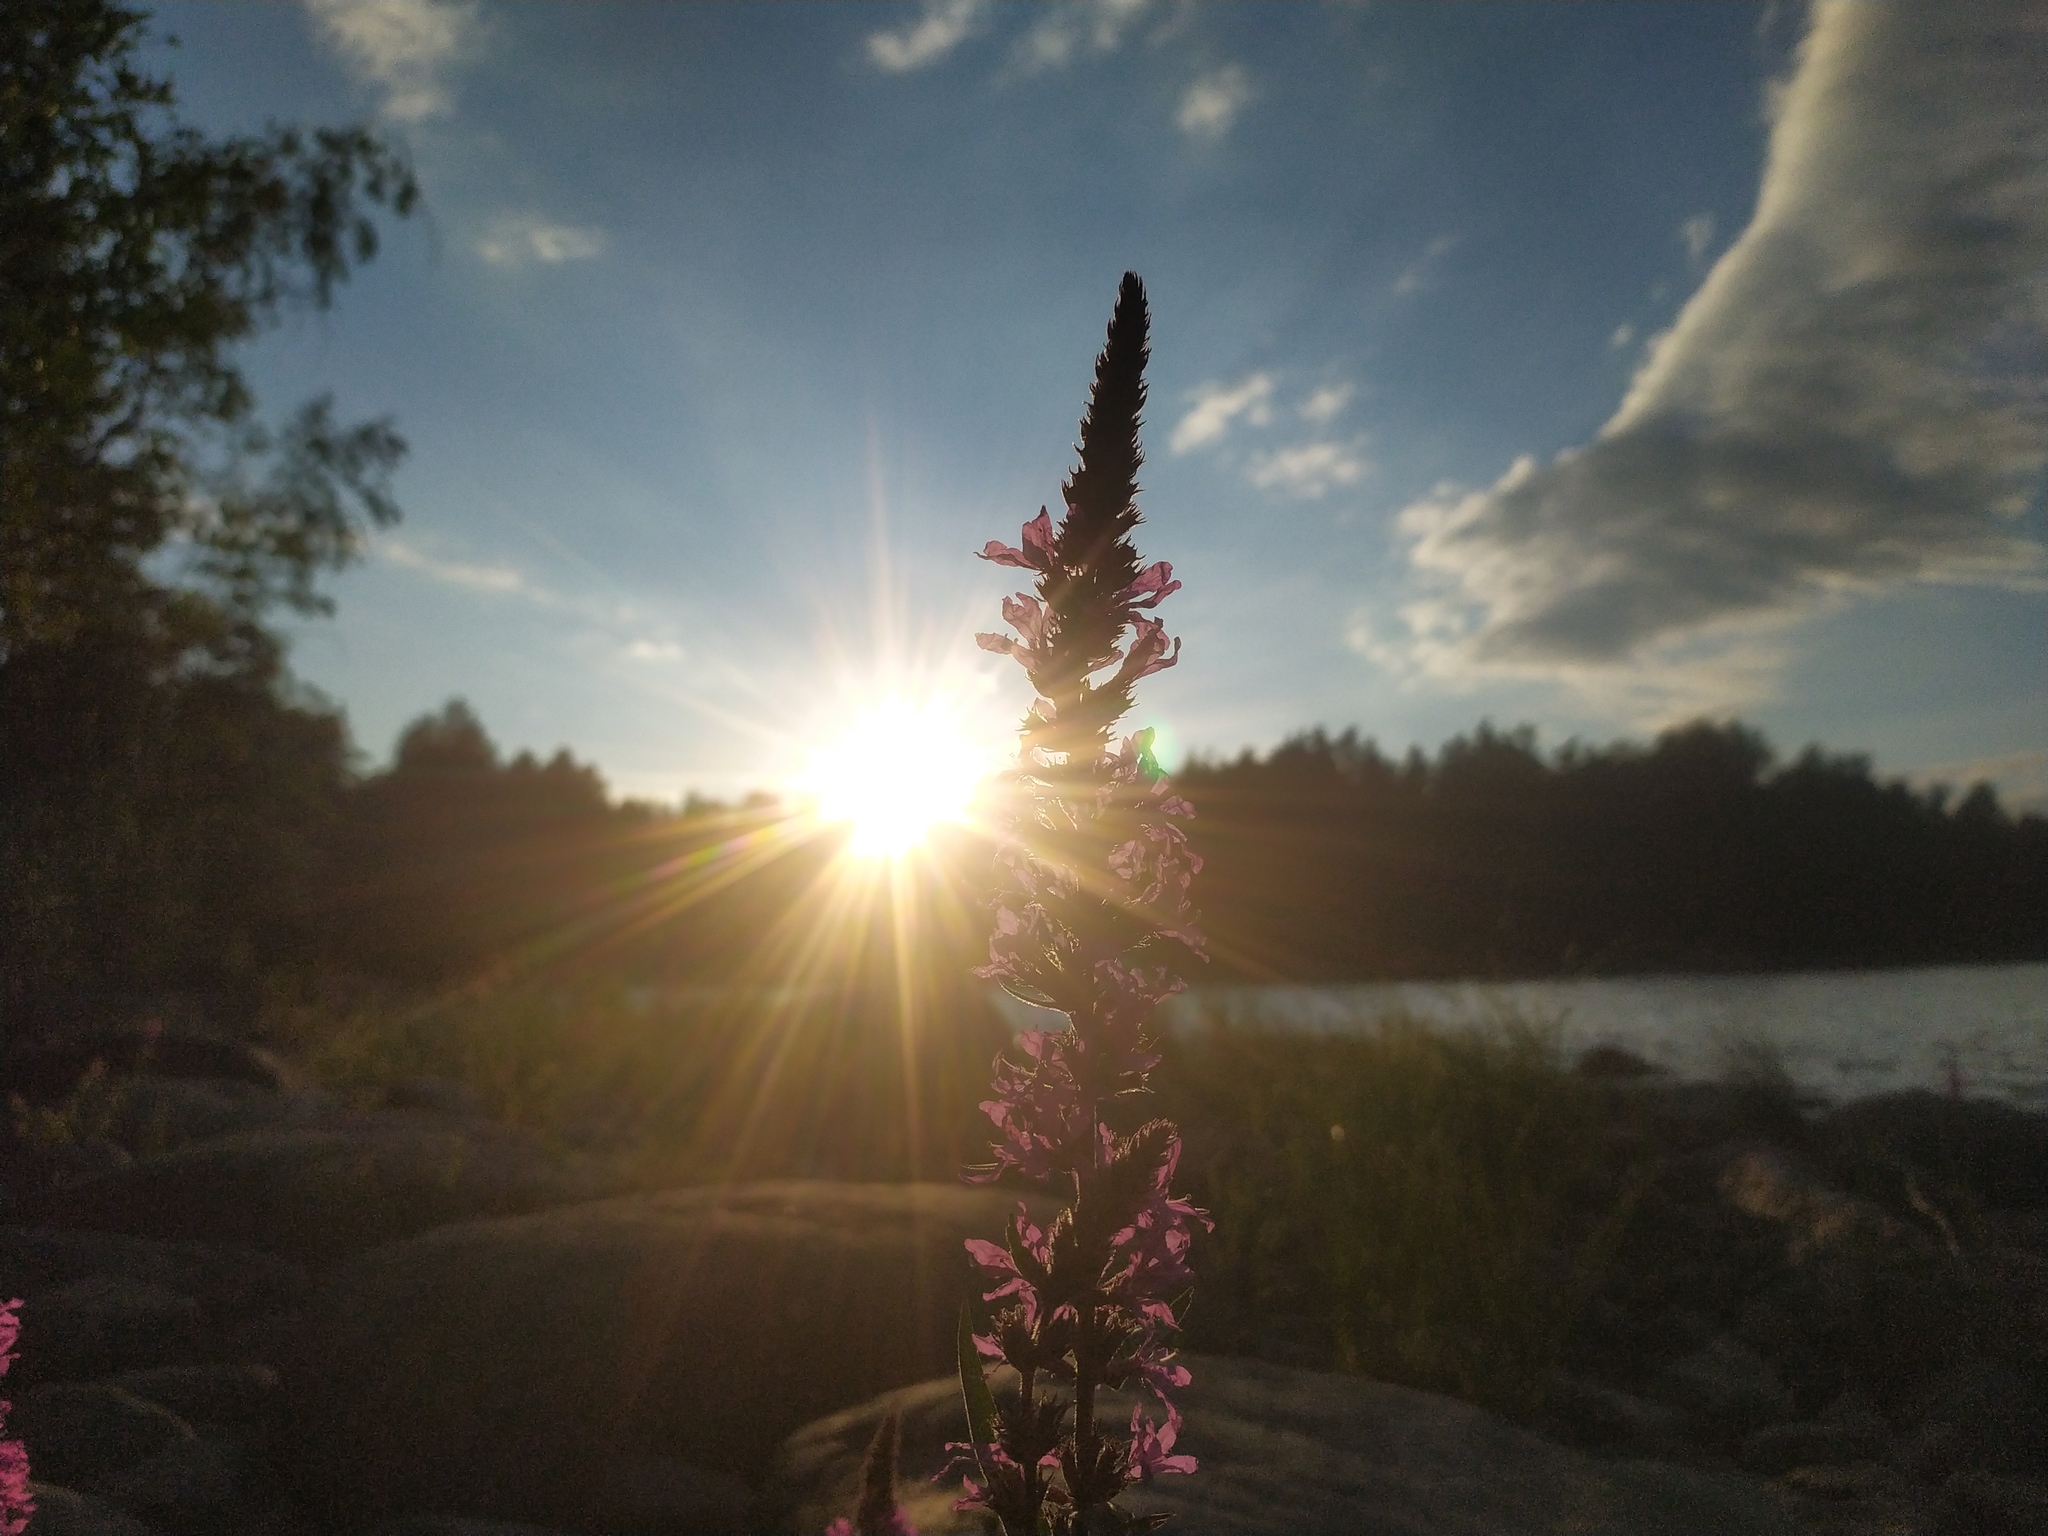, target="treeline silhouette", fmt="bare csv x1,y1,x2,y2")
1181,722,2048,981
